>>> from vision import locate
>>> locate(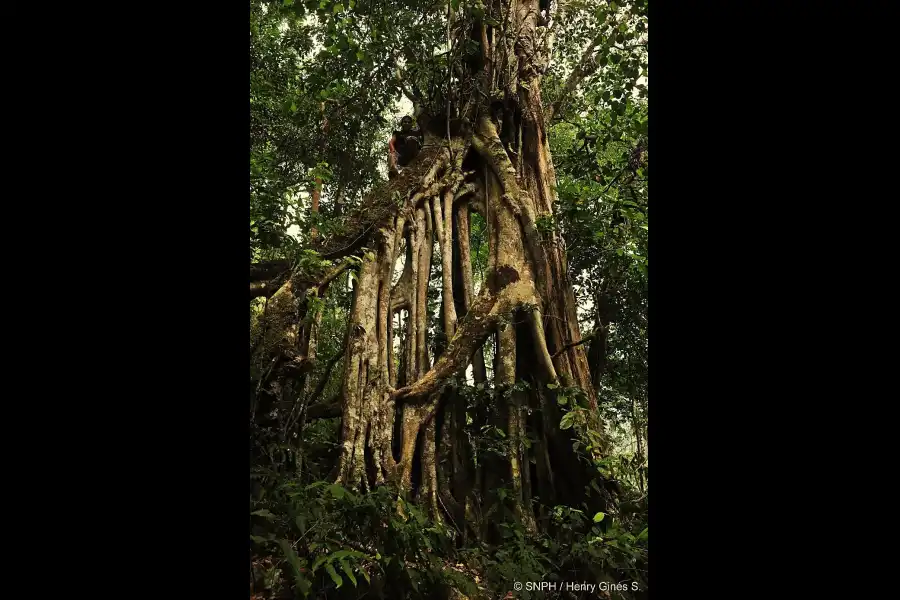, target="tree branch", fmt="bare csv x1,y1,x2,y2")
392,279,539,404
551,332,596,359
603,164,629,193
281,356,317,380
250,279,285,300
546,34,603,122
306,335,348,411
391,50,423,109
317,146,452,261
305,399,342,420
392,289,501,403
250,259,291,282
250,257,351,300
317,257,354,292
